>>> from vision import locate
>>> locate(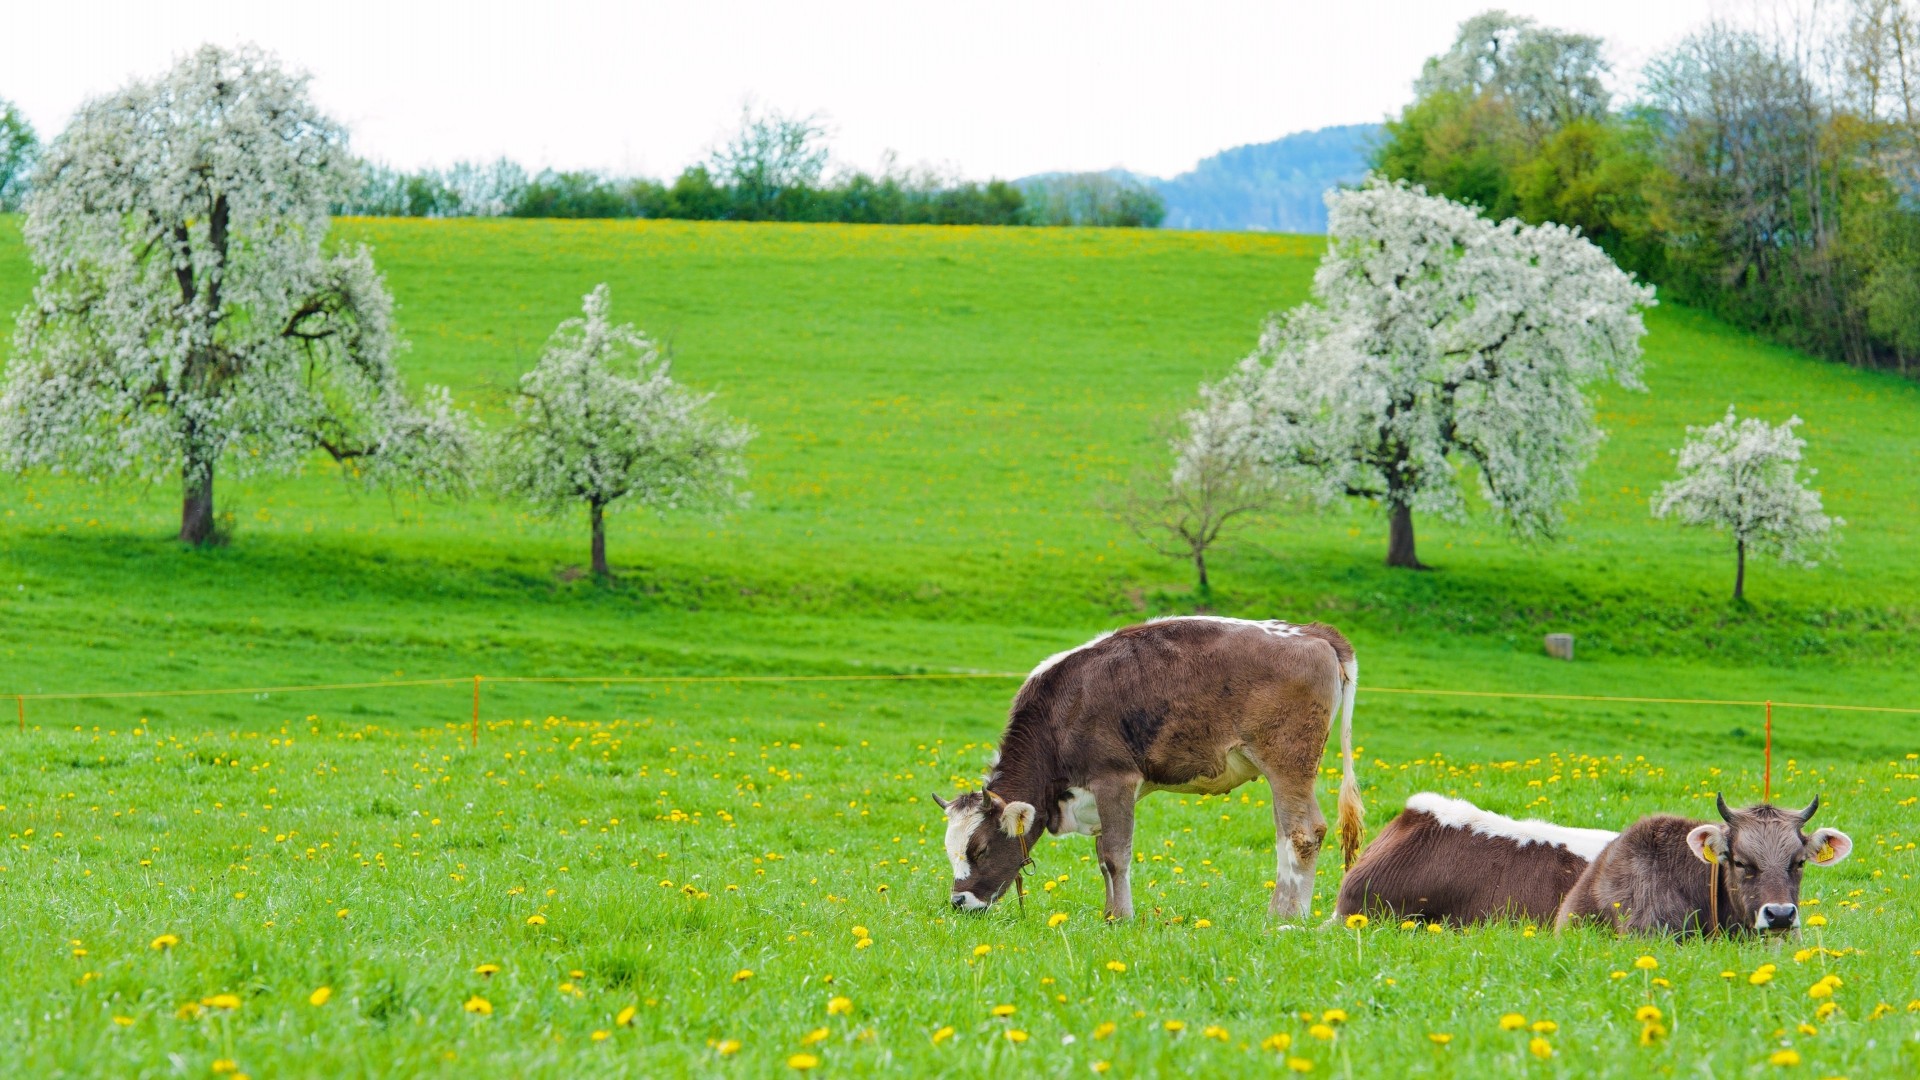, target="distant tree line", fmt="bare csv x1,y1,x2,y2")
1377,4,1920,377
334,108,1164,228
